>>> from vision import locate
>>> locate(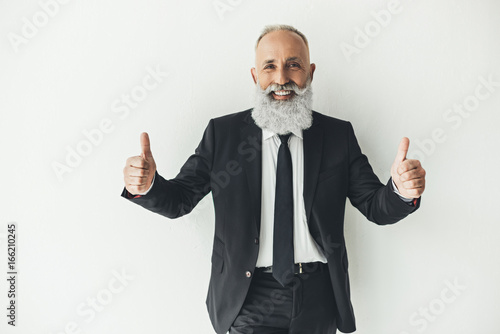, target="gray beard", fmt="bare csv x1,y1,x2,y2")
251,80,313,135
